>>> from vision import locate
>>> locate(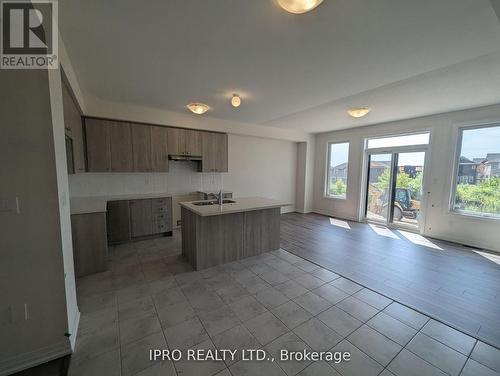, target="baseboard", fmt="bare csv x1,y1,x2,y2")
0,340,71,376
423,231,500,254
311,208,359,222
281,206,296,214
